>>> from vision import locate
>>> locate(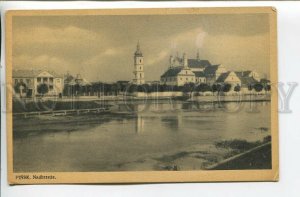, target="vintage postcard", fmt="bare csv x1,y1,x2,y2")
6,7,278,184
